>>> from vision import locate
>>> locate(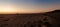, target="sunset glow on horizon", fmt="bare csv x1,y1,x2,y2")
0,0,60,14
